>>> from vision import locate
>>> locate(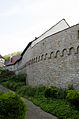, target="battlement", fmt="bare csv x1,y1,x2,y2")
6,20,79,90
